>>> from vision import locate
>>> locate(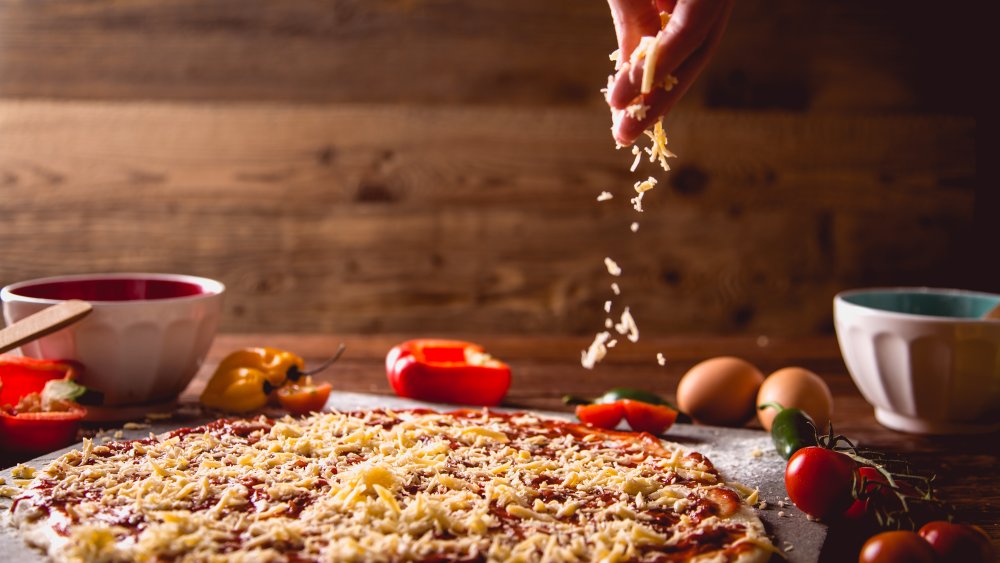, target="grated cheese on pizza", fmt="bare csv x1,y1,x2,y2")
9,410,771,562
